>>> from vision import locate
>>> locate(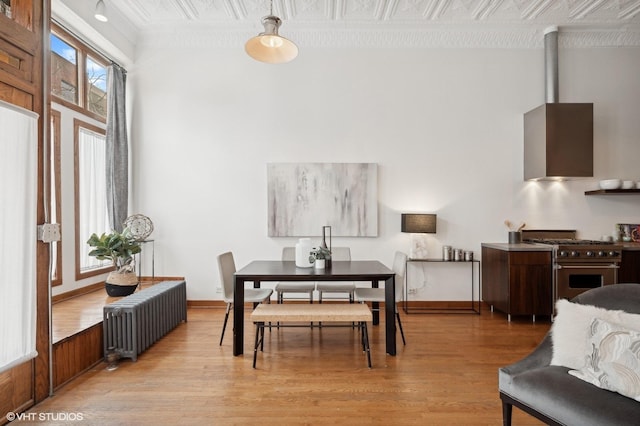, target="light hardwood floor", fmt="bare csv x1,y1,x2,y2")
32,307,549,425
